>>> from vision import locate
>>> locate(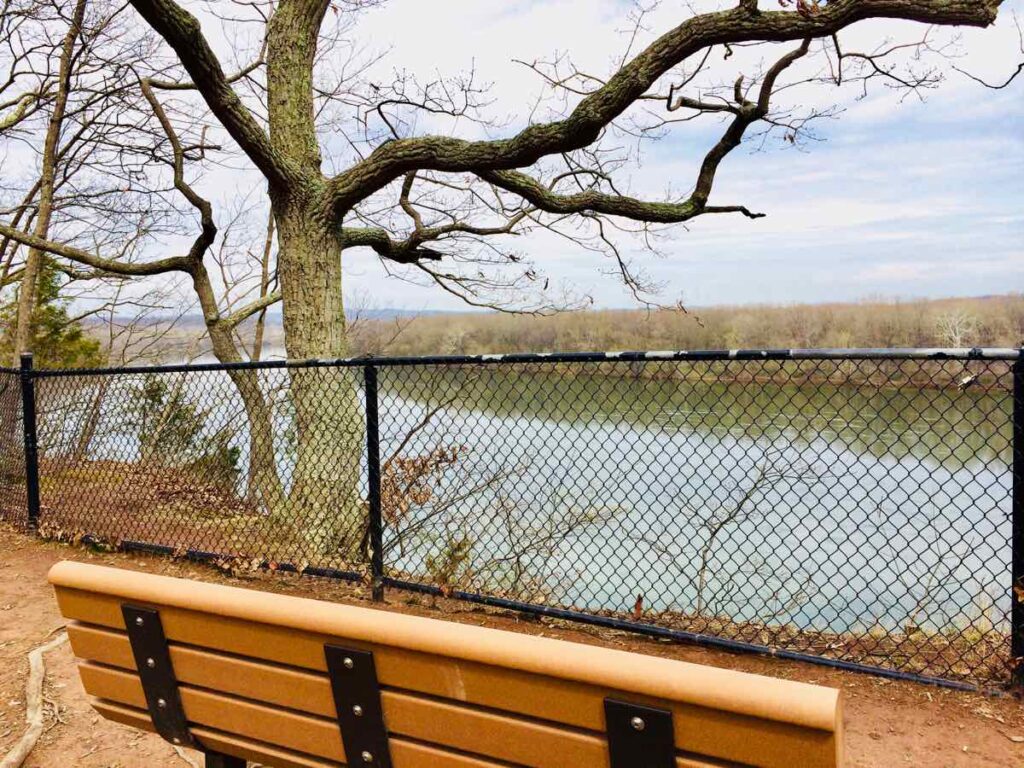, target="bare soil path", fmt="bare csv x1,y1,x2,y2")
1,523,1022,767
